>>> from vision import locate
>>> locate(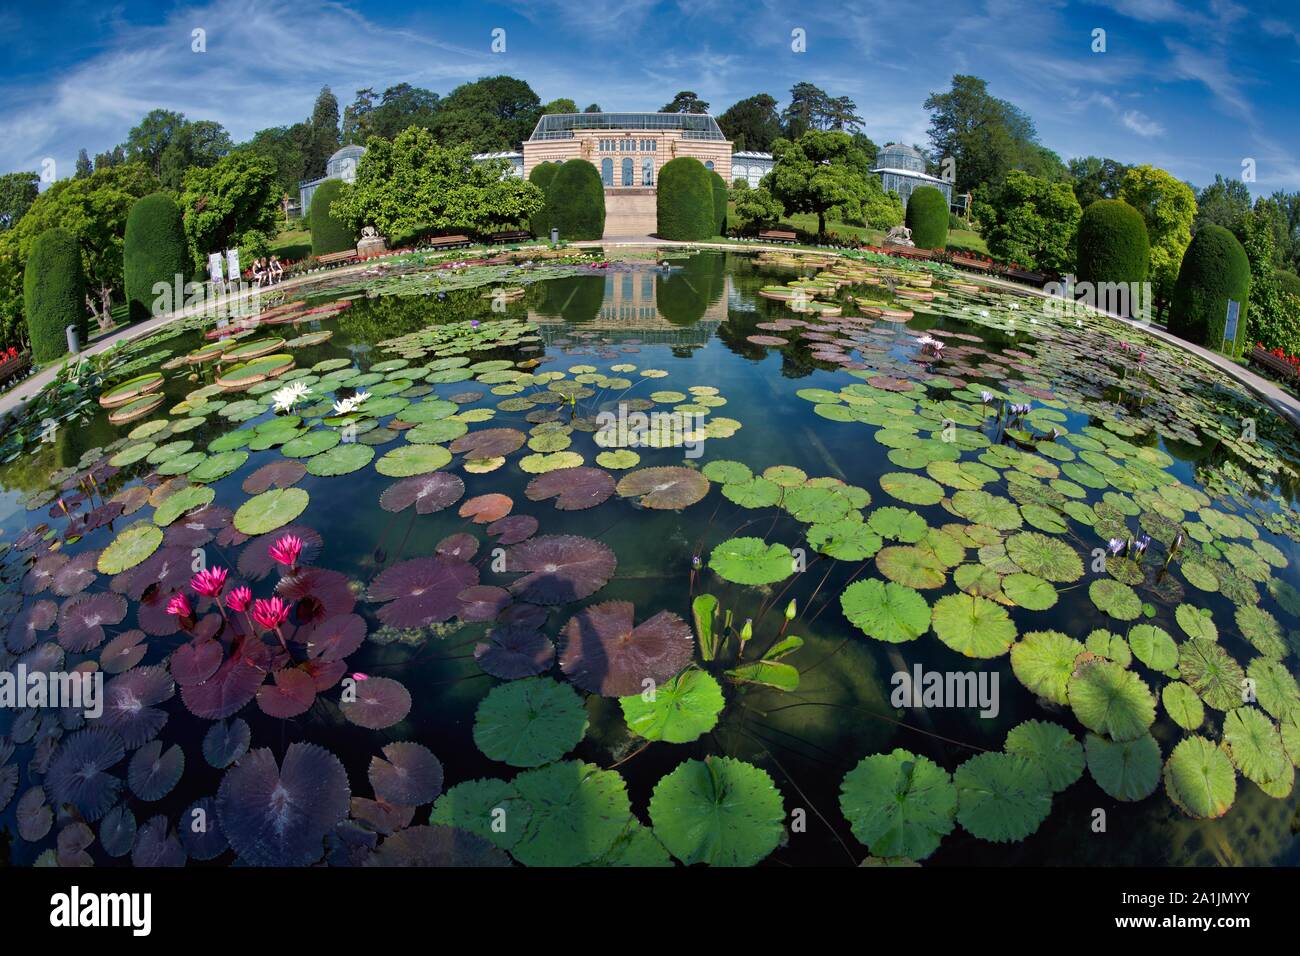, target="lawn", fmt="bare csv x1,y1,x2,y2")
777,212,988,255
270,224,313,261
